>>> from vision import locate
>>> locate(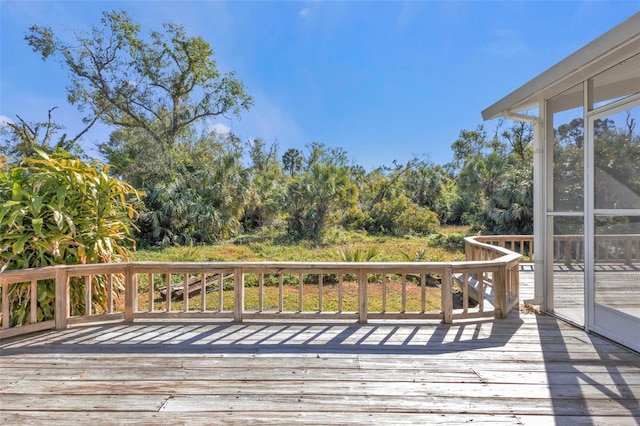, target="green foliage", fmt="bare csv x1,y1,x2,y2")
0,151,141,325
368,194,439,236
282,148,304,176
98,127,171,189
27,10,252,156
481,167,534,234
399,248,428,262
284,143,358,242
243,139,284,231
449,120,534,234
0,108,88,165
15,8,548,245
137,132,249,246
426,232,467,252
339,246,380,262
